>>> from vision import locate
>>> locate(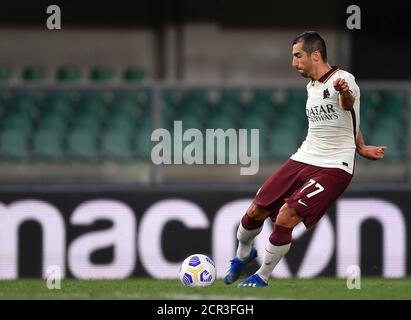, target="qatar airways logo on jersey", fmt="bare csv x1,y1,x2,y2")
306,104,339,122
